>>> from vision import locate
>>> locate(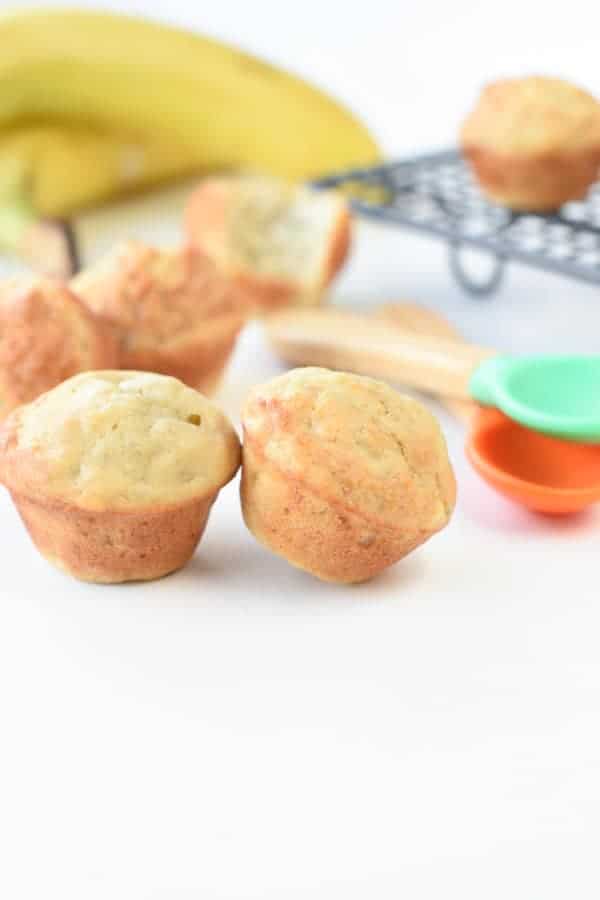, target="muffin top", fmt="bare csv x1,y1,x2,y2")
72,241,246,351
0,371,240,510
0,277,115,419
461,76,600,155
243,367,455,530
